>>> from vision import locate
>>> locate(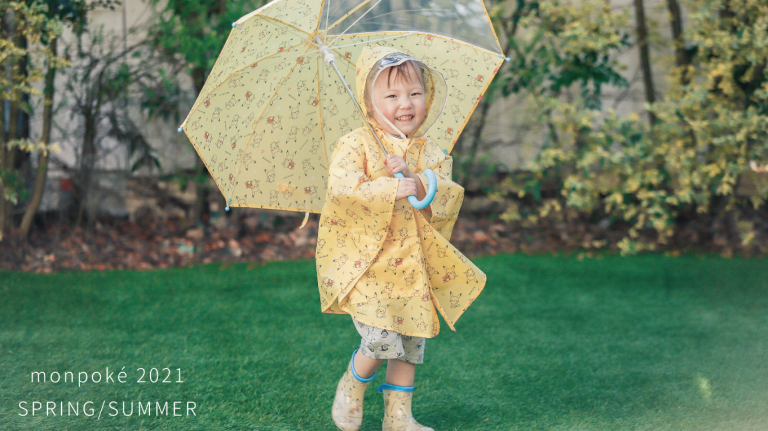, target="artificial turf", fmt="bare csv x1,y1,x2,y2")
1,253,767,430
